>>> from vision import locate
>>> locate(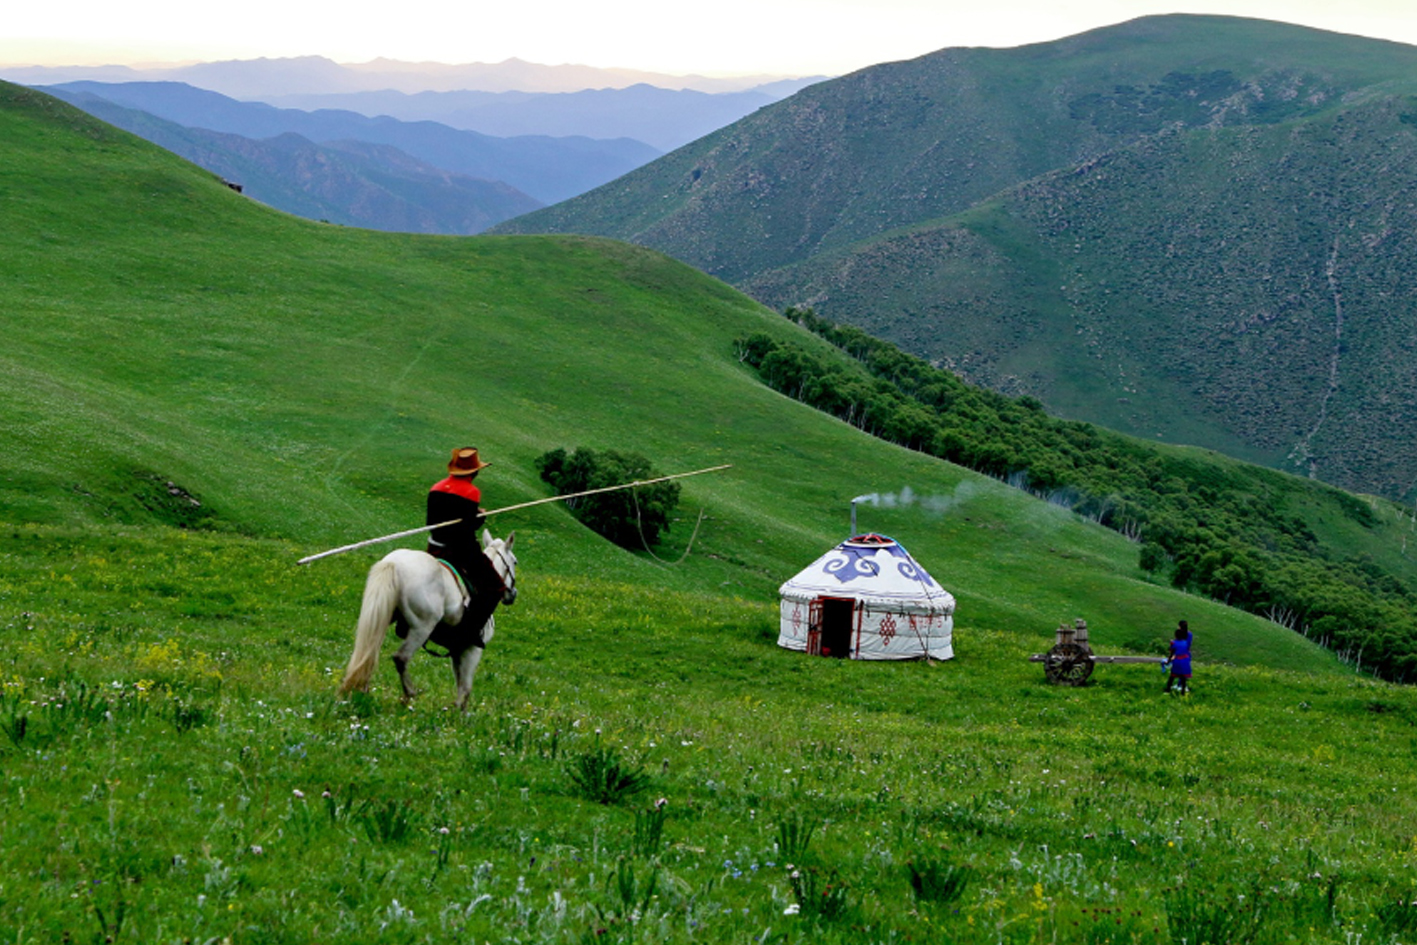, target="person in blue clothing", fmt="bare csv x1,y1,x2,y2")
1164,620,1193,694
